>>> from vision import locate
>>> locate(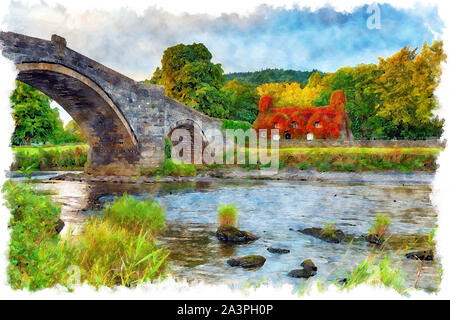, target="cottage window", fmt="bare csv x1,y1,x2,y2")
274,122,279,129
291,121,298,128
314,121,321,128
